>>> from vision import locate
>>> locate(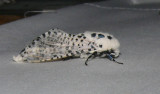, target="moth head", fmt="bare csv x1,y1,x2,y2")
84,31,120,57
